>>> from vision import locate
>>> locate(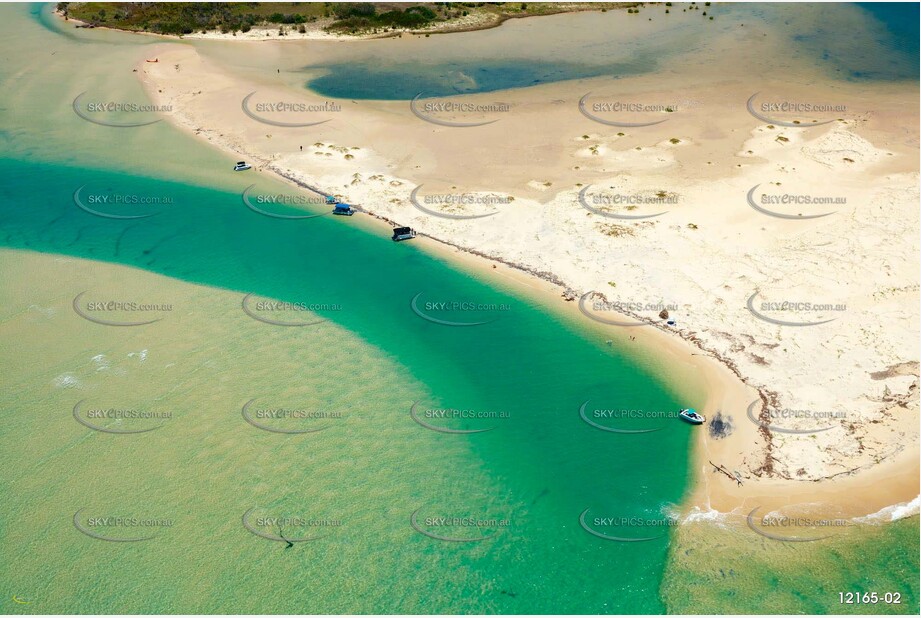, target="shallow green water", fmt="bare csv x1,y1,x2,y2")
0,4,697,613
0,3,917,615
0,151,697,614
662,516,920,615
